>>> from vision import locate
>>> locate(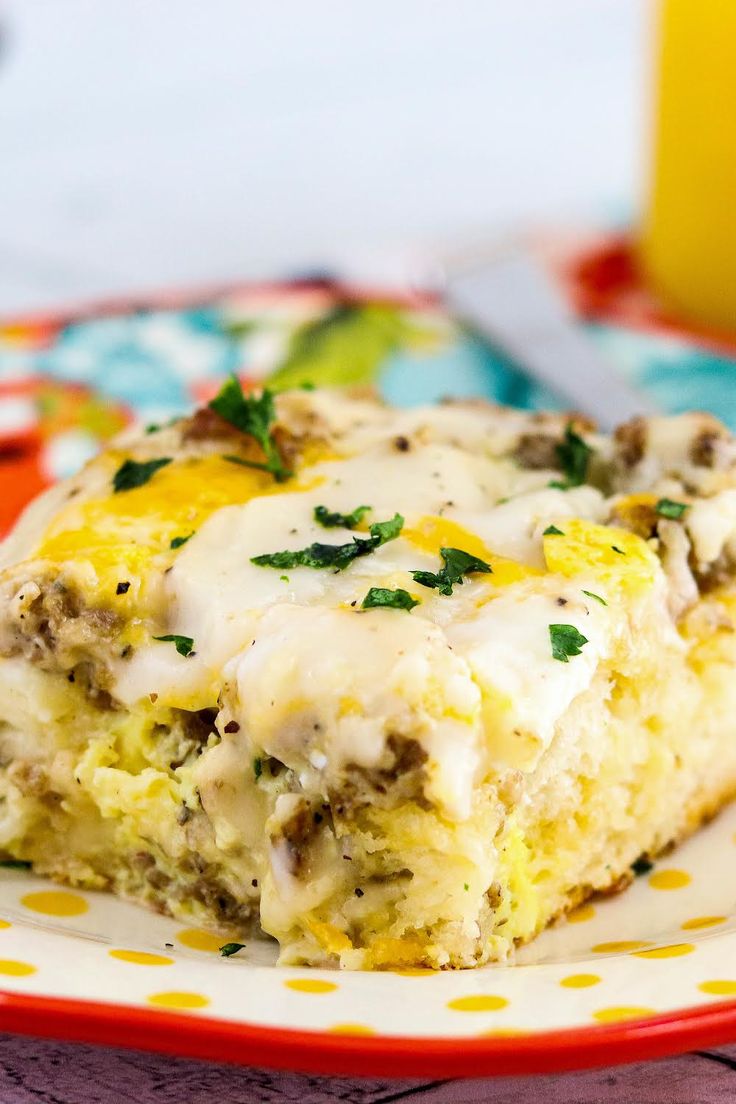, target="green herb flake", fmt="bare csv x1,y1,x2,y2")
170,533,193,550
219,942,246,957
655,498,689,520
209,376,291,482
153,634,195,657
0,859,32,870
314,504,371,530
253,757,263,780
145,423,160,435
361,587,419,612
369,514,404,544
555,424,593,489
411,547,492,597
113,457,172,493
611,545,625,555
549,623,589,662
543,524,564,536
251,514,404,572
631,856,654,877
222,453,273,474
463,883,469,892
582,589,607,606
